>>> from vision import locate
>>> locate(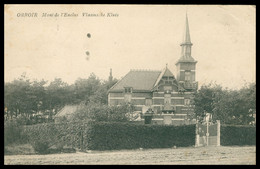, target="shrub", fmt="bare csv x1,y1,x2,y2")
31,140,50,154
4,115,32,147
84,122,196,150
21,122,196,151
70,103,136,123
23,122,88,151
221,125,256,146
23,123,61,153
4,119,23,146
